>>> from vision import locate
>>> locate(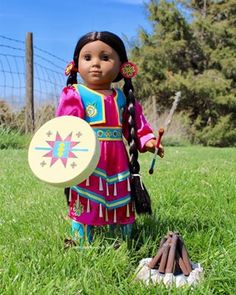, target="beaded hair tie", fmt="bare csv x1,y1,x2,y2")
120,61,138,79
65,61,78,76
